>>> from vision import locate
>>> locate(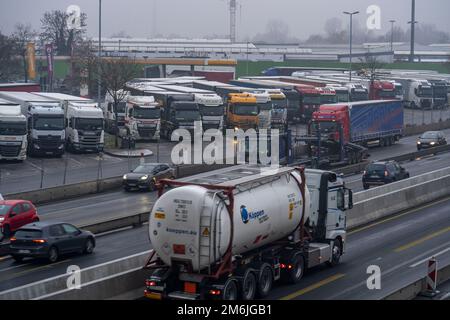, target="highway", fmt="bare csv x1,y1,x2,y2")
1,194,449,299
2,126,449,195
